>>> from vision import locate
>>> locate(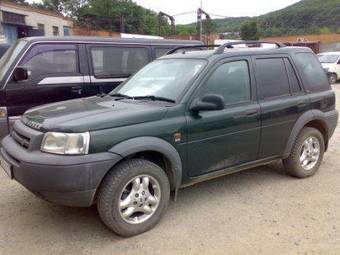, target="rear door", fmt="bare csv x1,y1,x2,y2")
87,44,151,94
5,43,91,118
254,55,308,158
